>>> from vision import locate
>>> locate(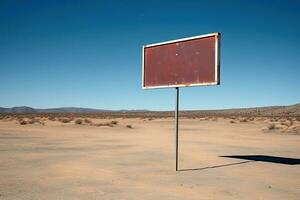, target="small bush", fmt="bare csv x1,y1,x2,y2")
59,118,72,123
75,119,82,124
248,117,254,121
126,125,133,129
230,120,235,123
240,118,248,123
110,120,119,125
19,120,27,125
94,122,113,127
268,123,276,130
